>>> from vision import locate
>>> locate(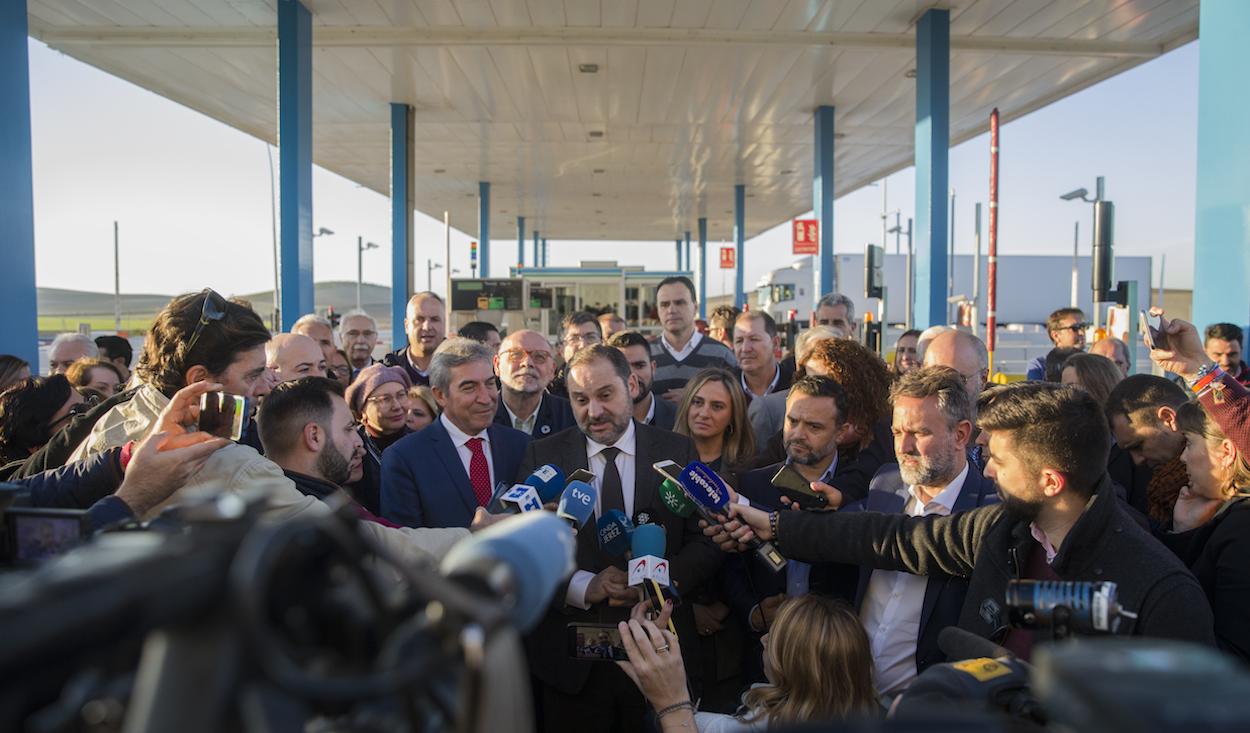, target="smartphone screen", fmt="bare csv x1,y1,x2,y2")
566,623,628,661
199,392,247,441
7,509,87,563
770,464,828,509
567,469,596,485
1139,310,1167,350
